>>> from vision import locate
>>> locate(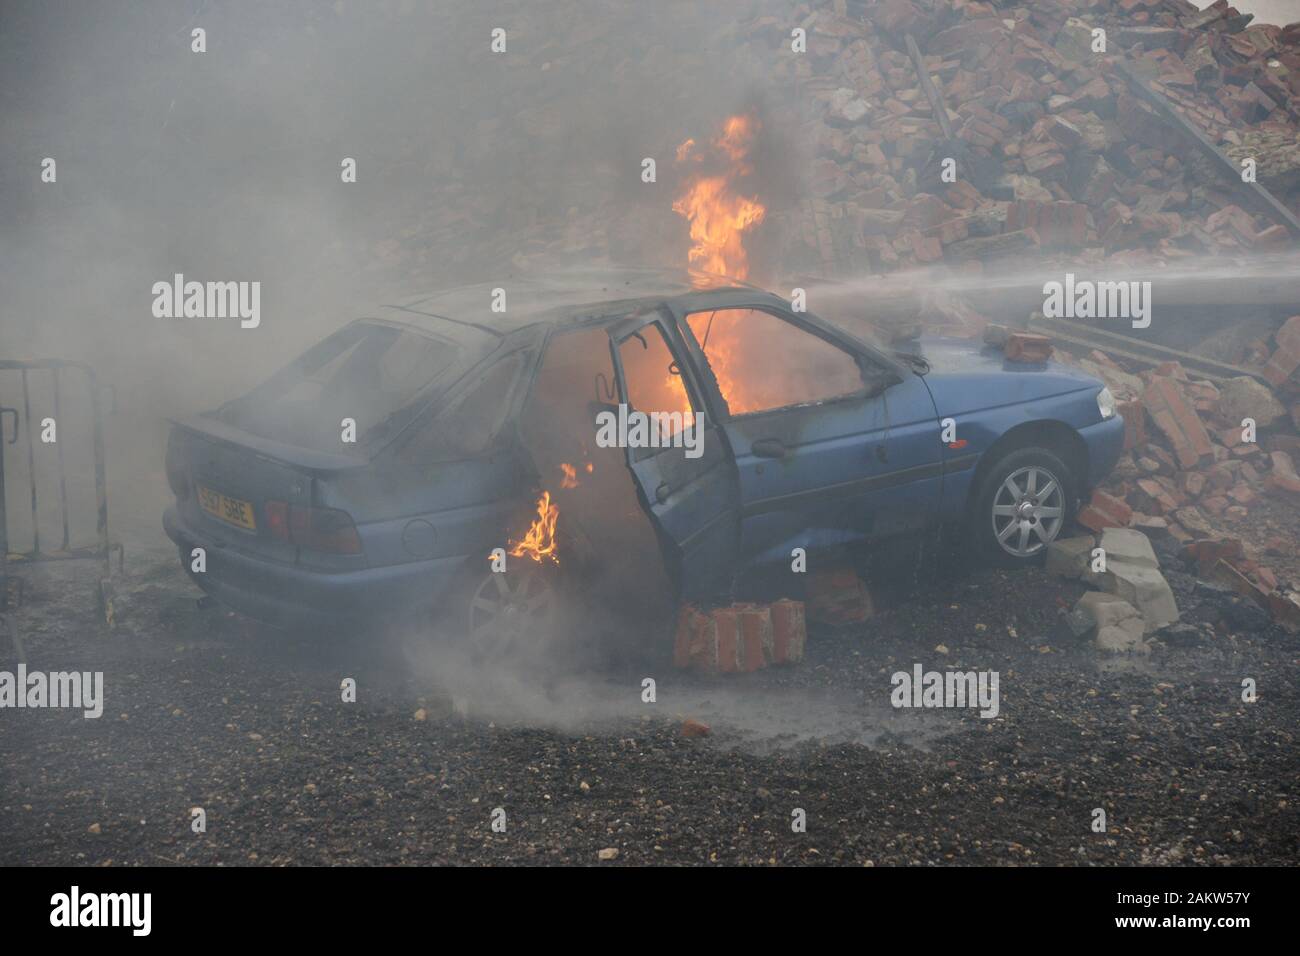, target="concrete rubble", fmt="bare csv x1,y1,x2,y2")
1052,528,1179,650
1068,590,1150,653
1070,348,1300,634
